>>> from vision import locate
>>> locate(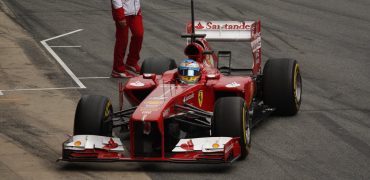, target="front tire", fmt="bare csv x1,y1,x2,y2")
212,97,251,160
74,95,113,136
263,58,302,115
